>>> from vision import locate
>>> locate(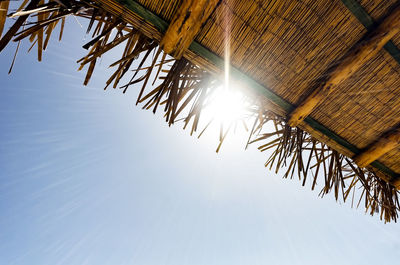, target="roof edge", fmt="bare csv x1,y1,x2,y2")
115,0,400,182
